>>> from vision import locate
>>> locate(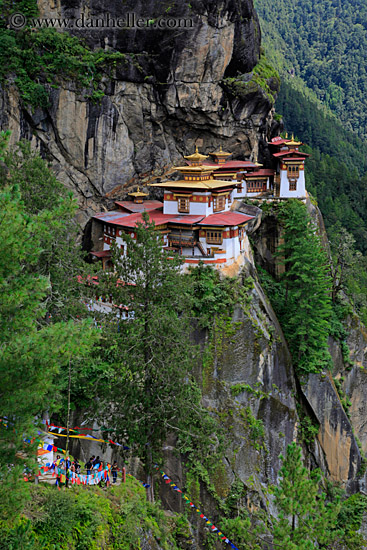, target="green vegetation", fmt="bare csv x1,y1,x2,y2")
1,141,91,320
296,404,319,446
222,53,280,104
273,442,341,549
94,219,217,497
0,14,129,107
256,0,367,316
0,133,98,520
0,477,182,549
337,493,367,550
258,200,332,375
256,0,367,140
